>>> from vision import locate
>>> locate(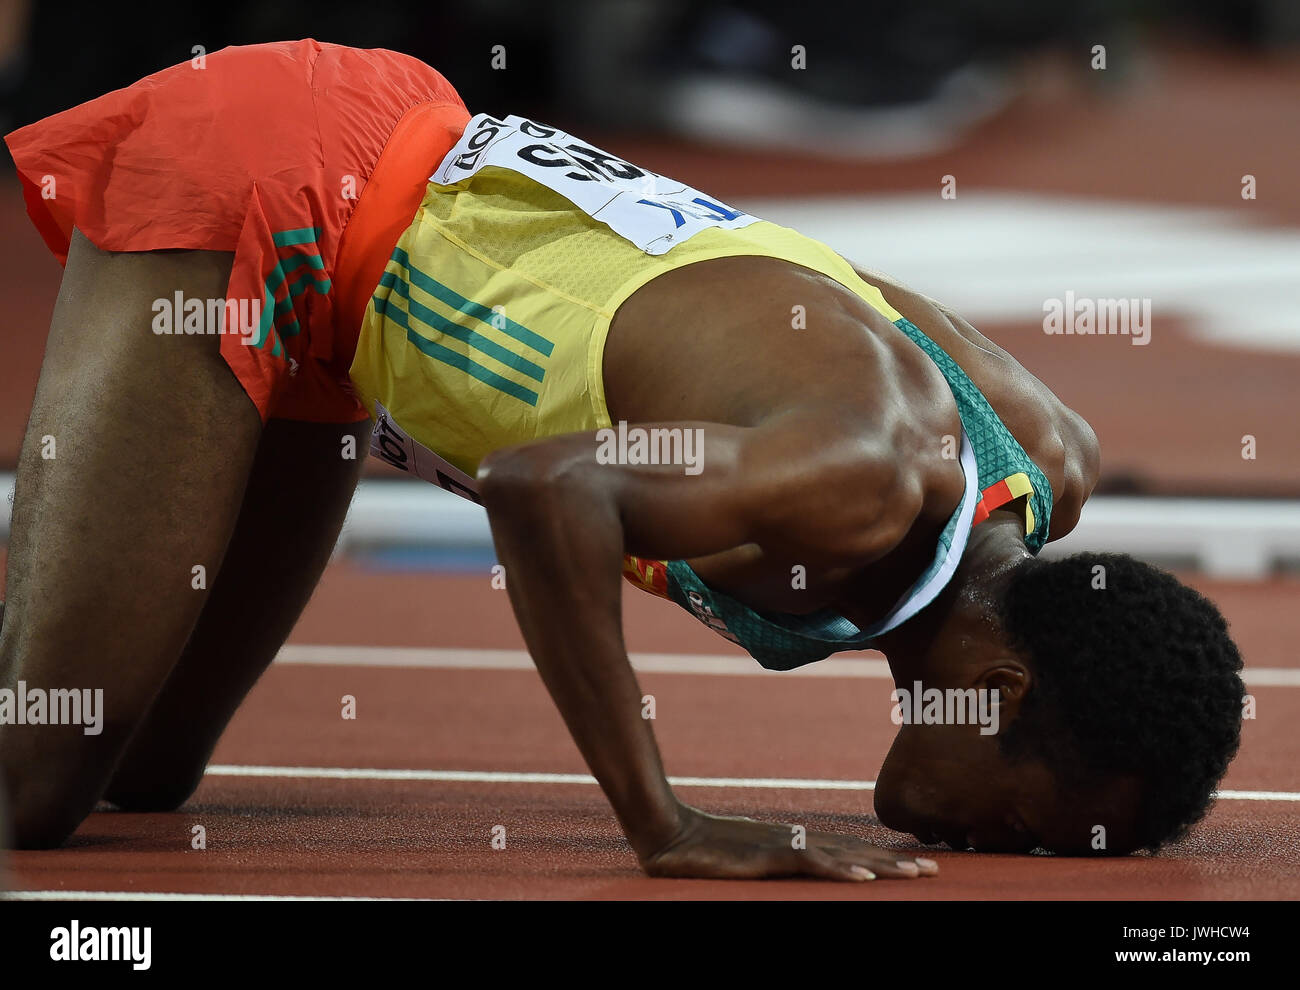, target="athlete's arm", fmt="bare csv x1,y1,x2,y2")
477,410,937,881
